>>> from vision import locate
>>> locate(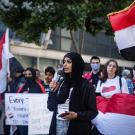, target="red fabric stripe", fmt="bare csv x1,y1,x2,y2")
17,81,46,93
37,80,46,93
108,3,135,31
97,93,135,116
0,33,5,70
17,84,25,93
